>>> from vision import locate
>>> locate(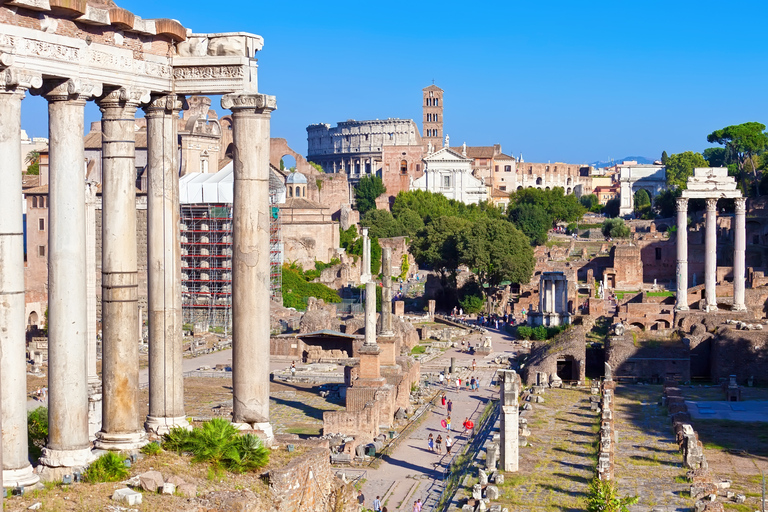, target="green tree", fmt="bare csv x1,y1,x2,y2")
703,147,727,167
354,175,386,214
308,161,324,173
665,151,709,190
458,279,485,314
653,189,681,218
633,189,652,219
707,122,768,196
508,202,551,246
603,198,620,218
393,208,425,238
661,150,669,165
411,216,469,276
457,217,534,288
584,477,639,512
360,209,402,239
602,218,631,238
580,194,601,213
25,151,40,175
508,187,584,224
